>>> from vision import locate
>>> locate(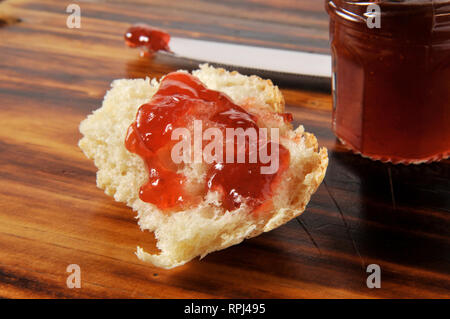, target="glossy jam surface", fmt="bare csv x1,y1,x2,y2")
327,0,450,163
125,72,290,212
124,24,171,53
